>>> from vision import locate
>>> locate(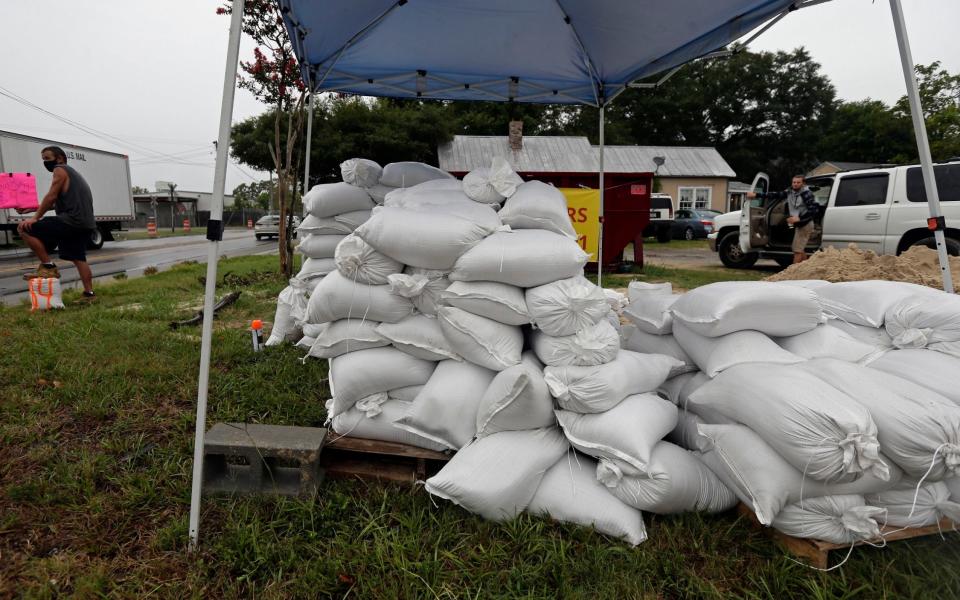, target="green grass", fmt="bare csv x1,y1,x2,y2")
2,257,958,598
120,229,209,241
592,264,765,291
642,238,711,251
